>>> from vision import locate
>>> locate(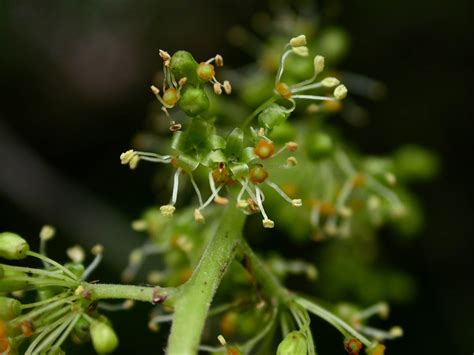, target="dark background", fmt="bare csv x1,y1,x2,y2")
1,0,472,353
